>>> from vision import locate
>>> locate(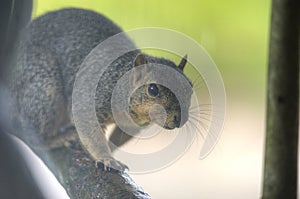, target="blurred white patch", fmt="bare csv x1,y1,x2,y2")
12,137,69,199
